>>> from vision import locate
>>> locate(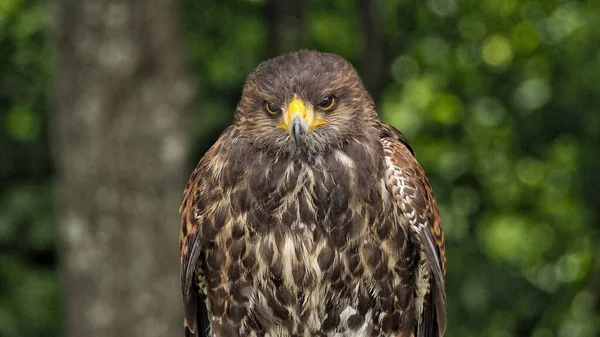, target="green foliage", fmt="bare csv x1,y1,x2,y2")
2,0,599,336
0,0,56,336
